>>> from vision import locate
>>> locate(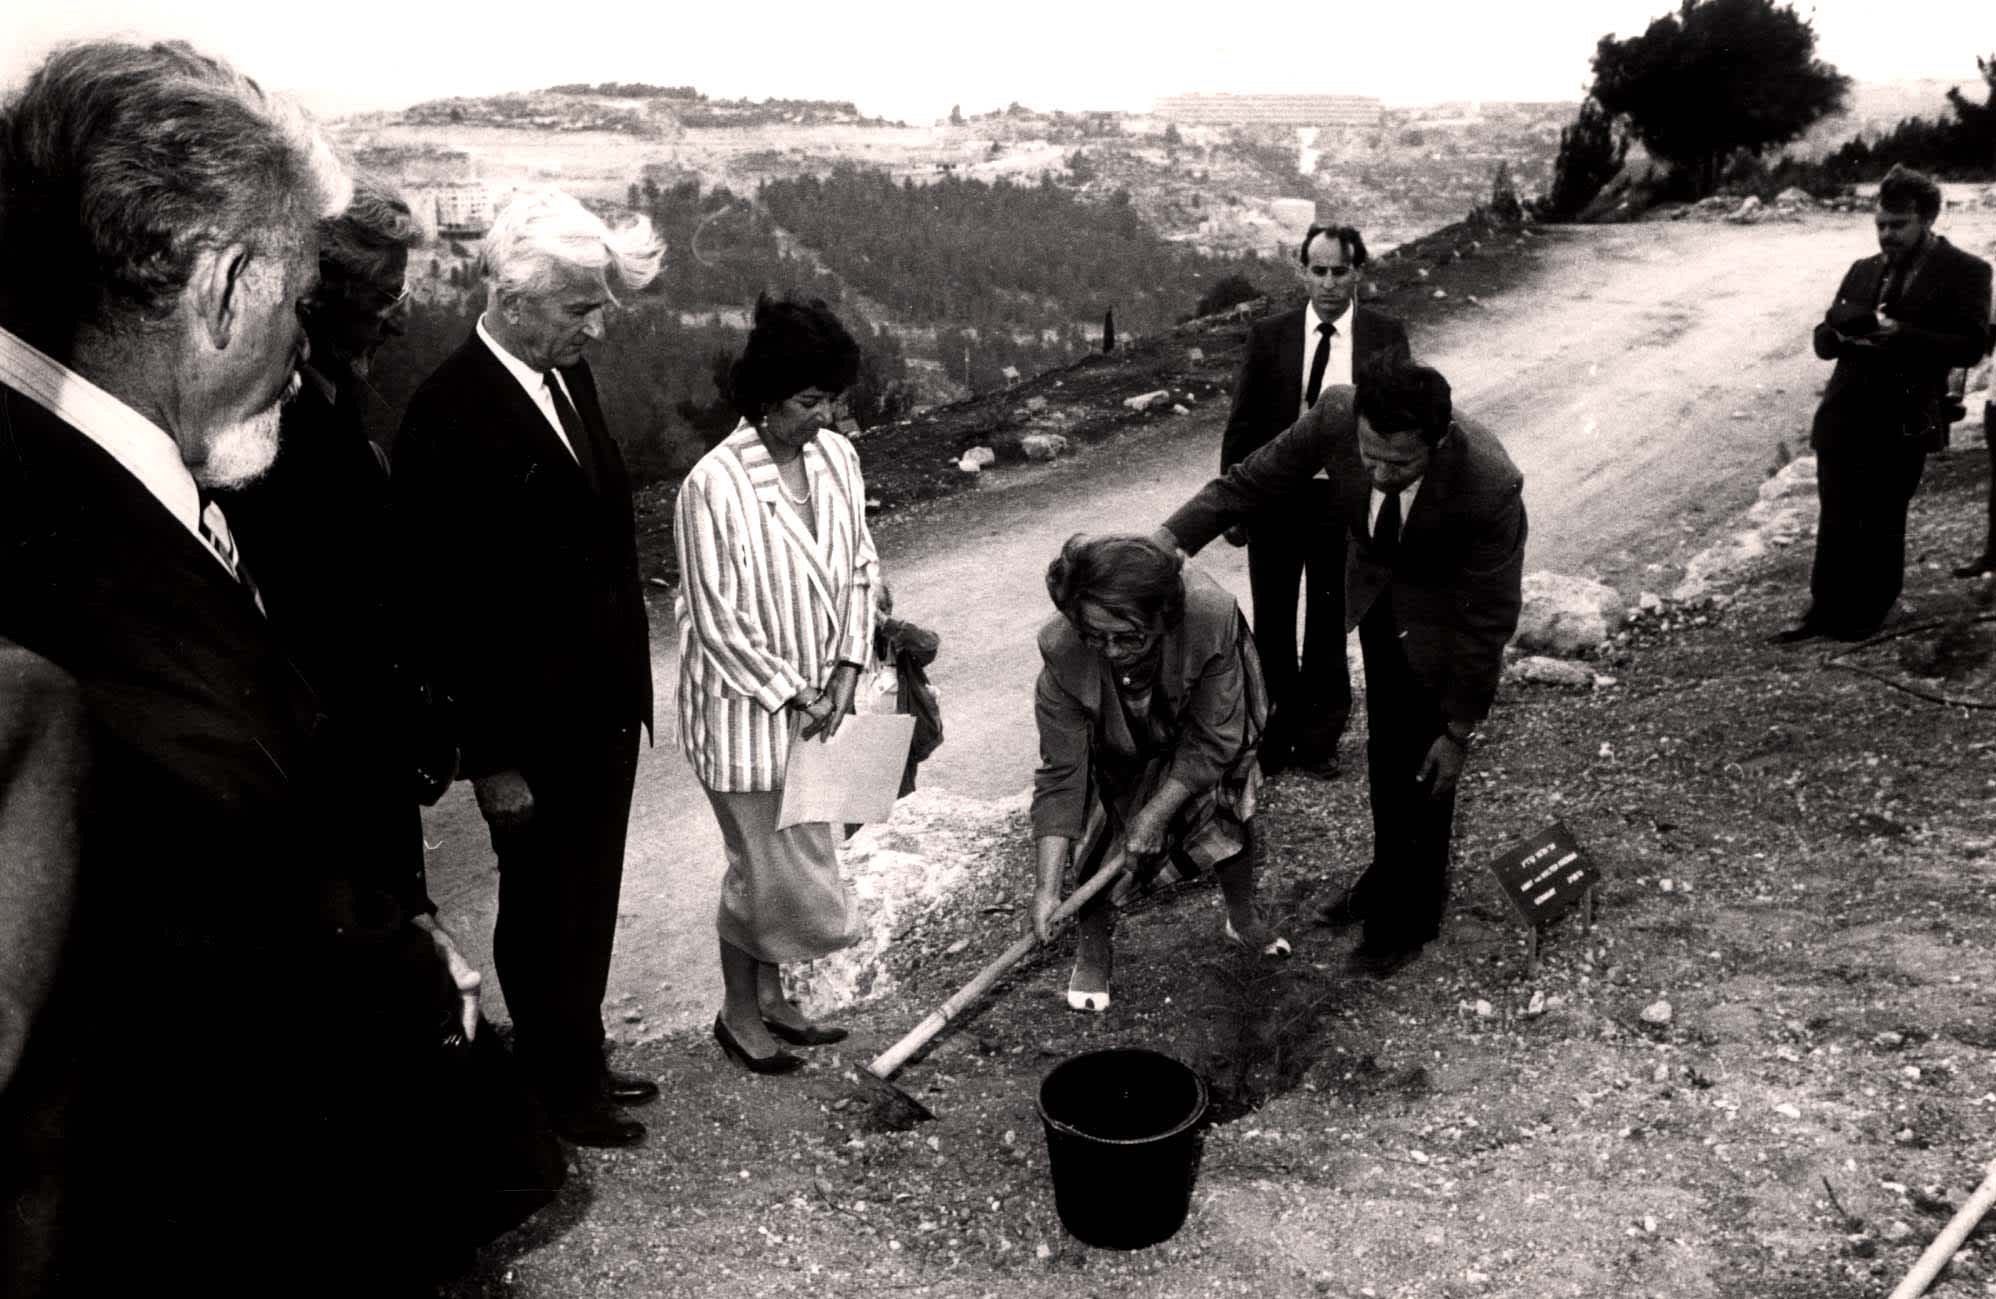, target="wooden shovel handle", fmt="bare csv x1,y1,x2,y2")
1889,1159,1996,1299
868,843,1129,1081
